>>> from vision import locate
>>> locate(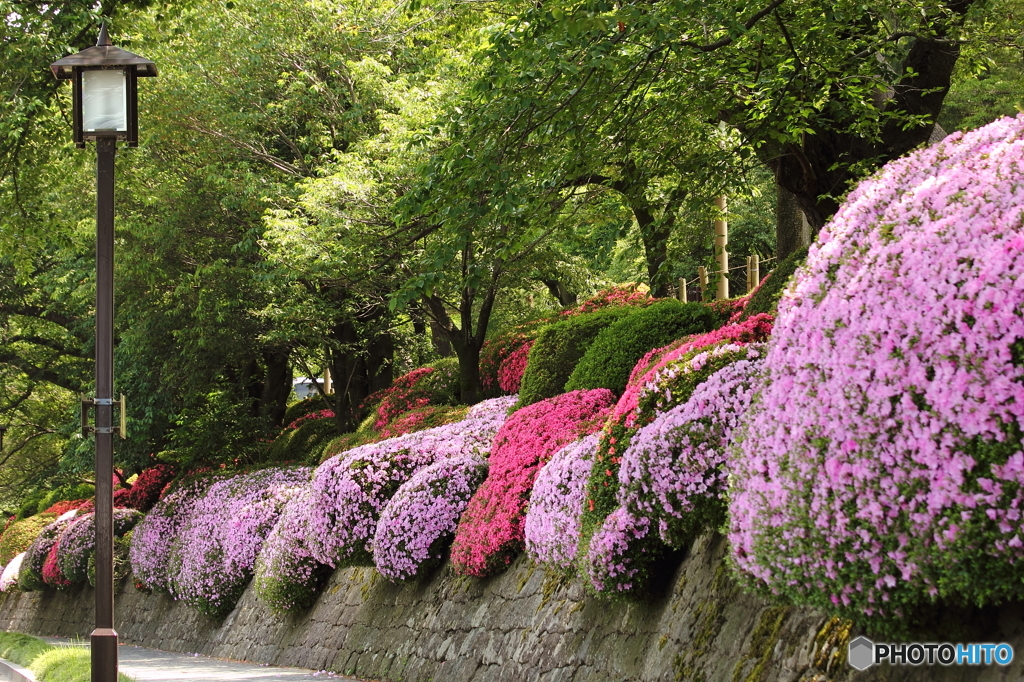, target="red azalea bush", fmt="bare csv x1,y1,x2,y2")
41,500,88,516
42,541,70,588
287,409,335,431
363,367,435,430
450,389,615,577
118,465,176,512
565,285,652,316
497,340,532,394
